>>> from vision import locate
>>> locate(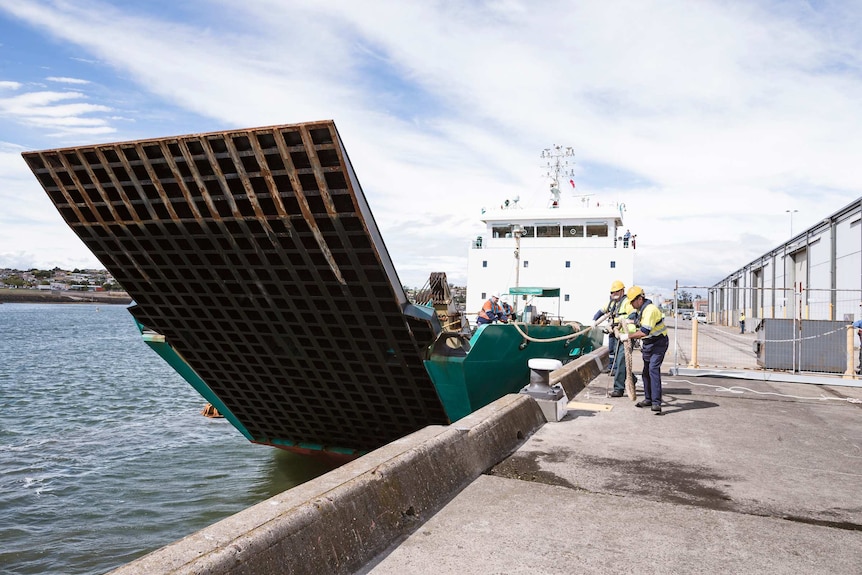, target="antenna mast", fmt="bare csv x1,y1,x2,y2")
540,145,575,207
541,144,575,188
